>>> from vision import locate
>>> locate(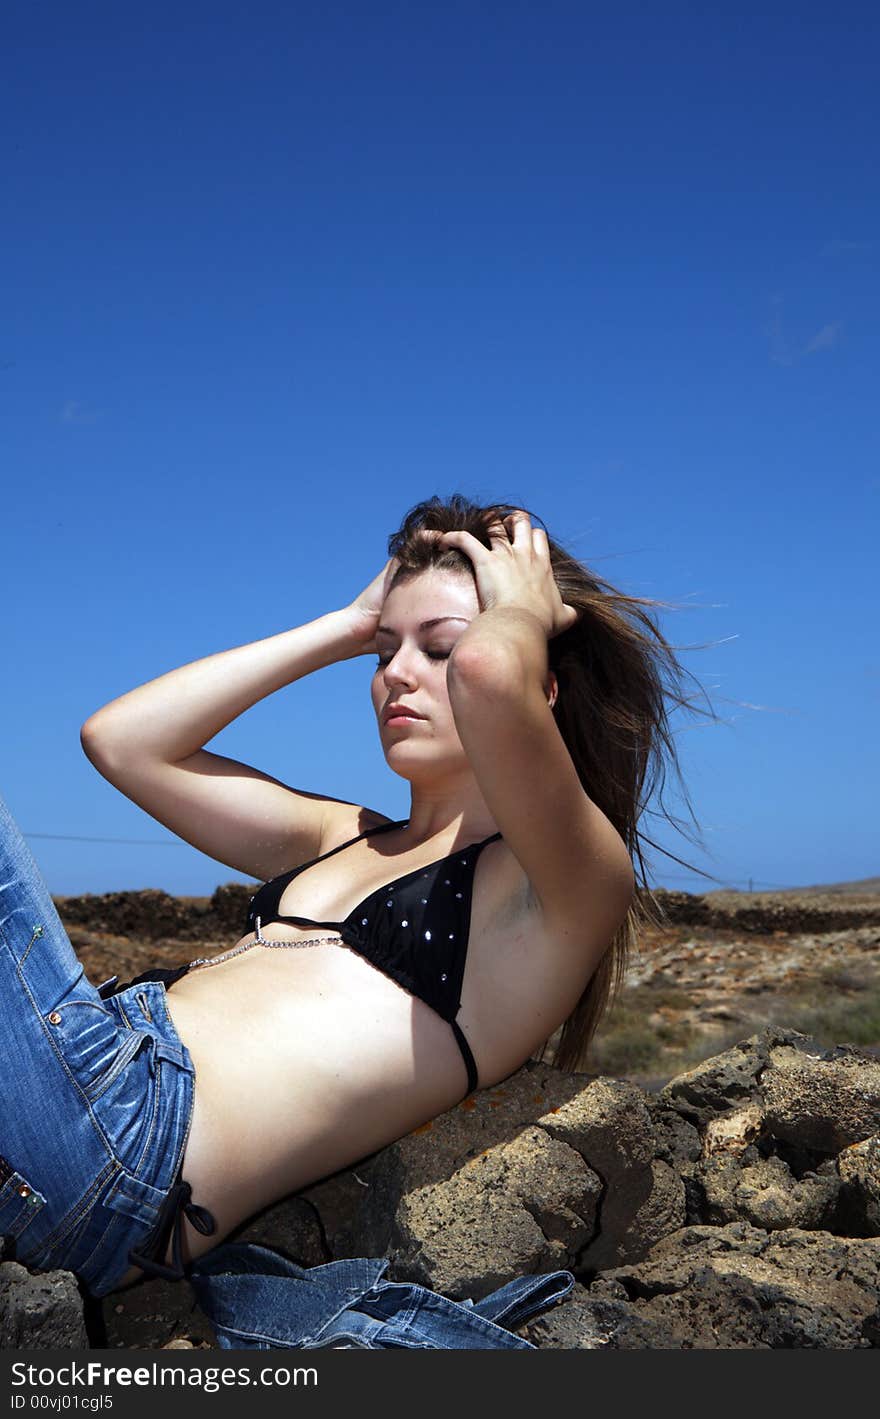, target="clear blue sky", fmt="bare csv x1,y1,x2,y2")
3,1,877,898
